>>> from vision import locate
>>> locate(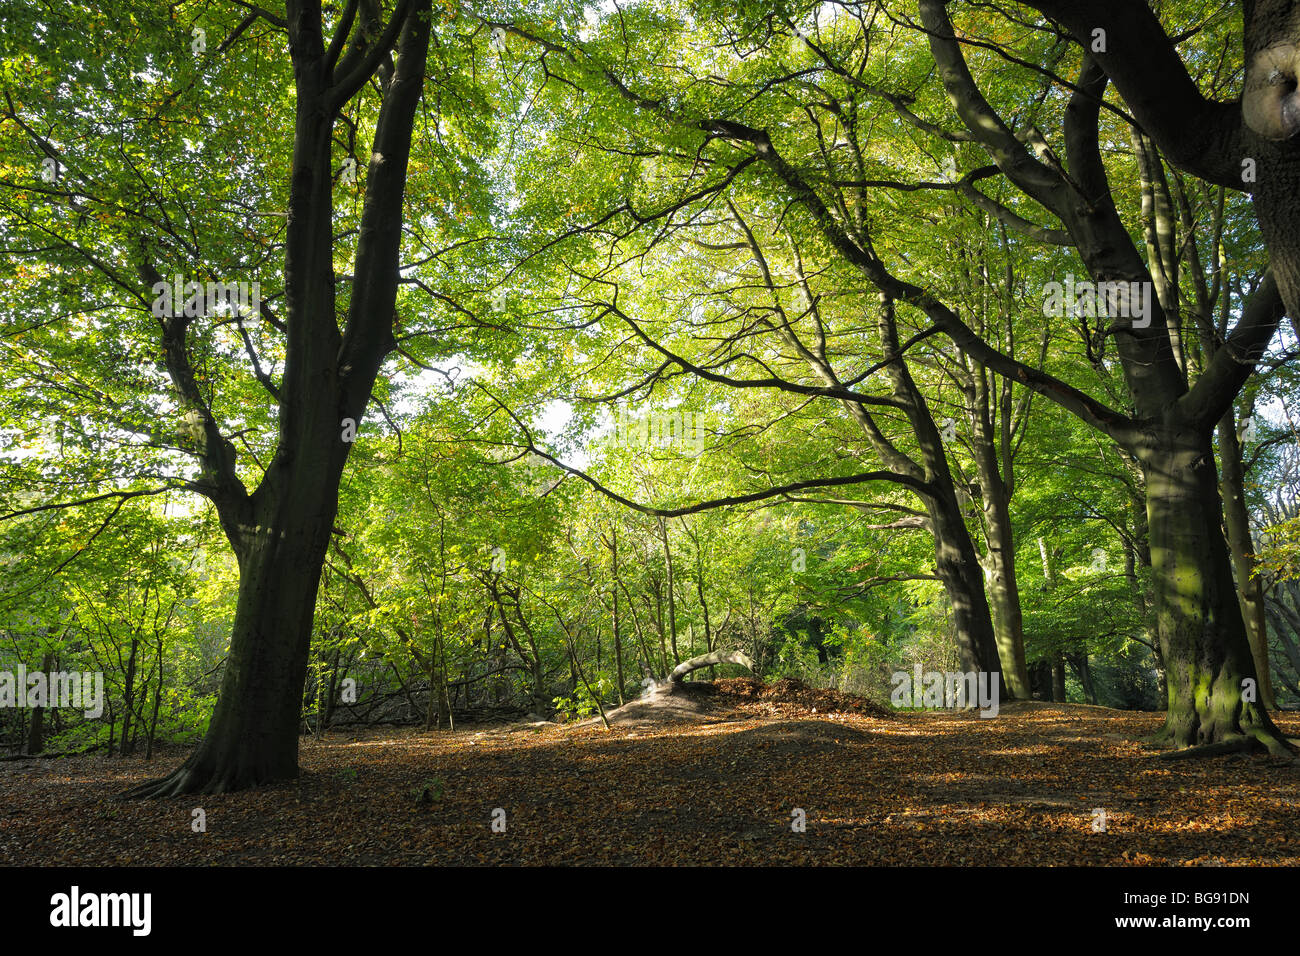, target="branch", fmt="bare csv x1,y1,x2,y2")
471,382,931,517
1019,0,1244,187
605,302,908,411
1180,269,1287,429
329,0,413,108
